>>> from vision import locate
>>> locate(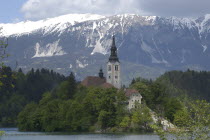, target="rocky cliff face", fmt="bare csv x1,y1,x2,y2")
1,14,210,84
